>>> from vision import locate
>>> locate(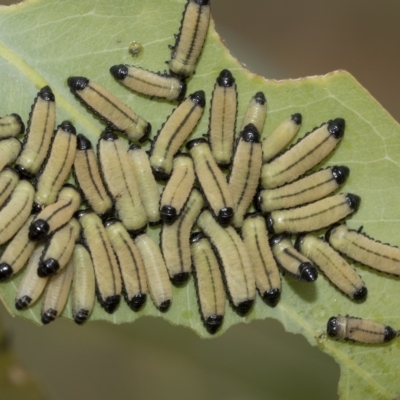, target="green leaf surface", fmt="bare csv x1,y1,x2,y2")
0,0,400,398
